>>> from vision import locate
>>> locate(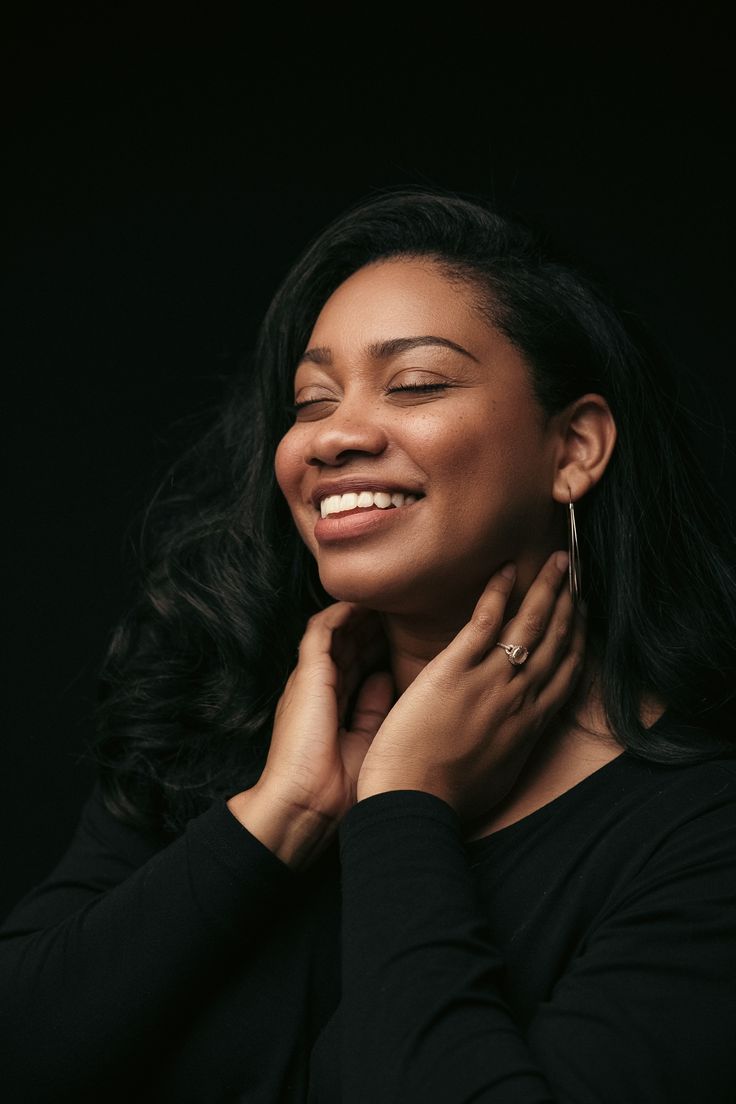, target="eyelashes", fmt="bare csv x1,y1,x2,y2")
286,382,451,416
386,383,451,397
